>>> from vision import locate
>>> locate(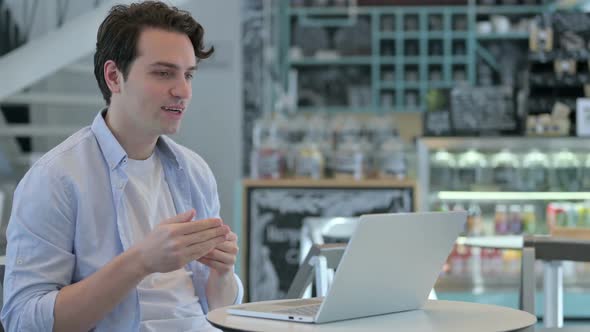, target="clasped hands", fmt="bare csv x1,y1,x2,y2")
136,209,238,277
